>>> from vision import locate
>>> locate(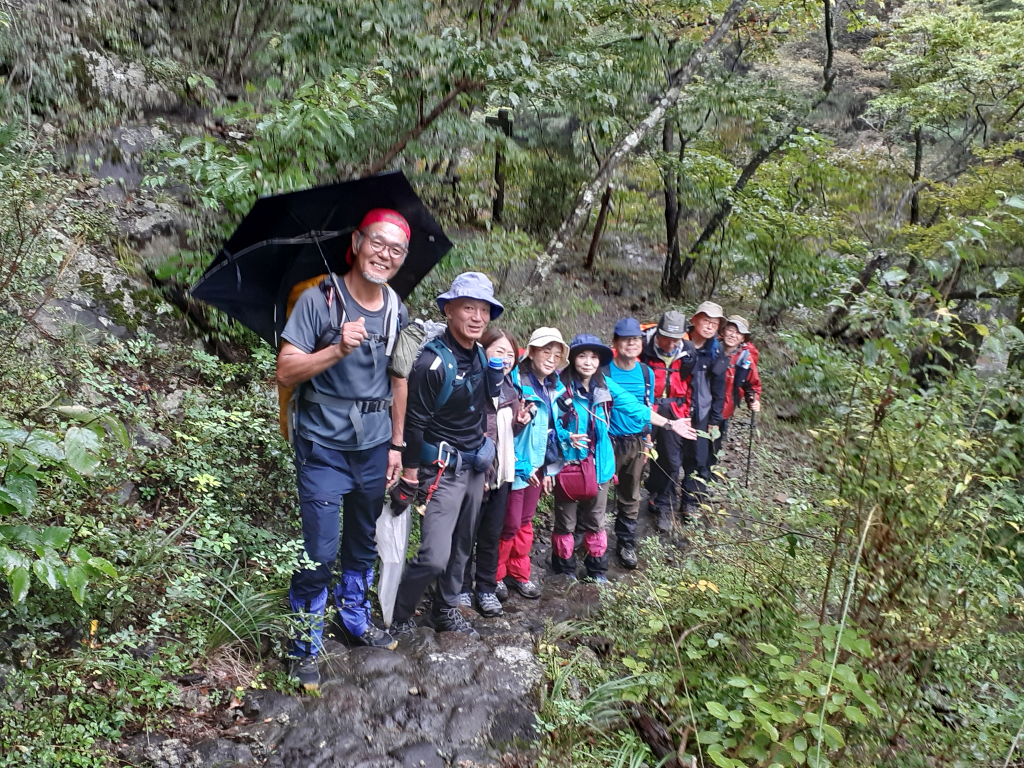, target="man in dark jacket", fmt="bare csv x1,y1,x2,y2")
389,273,503,640
640,311,697,532
680,301,728,518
